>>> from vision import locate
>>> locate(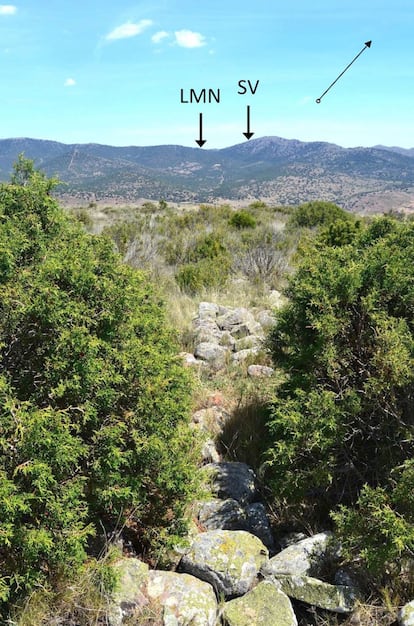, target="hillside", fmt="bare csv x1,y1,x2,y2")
1,136,414,212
